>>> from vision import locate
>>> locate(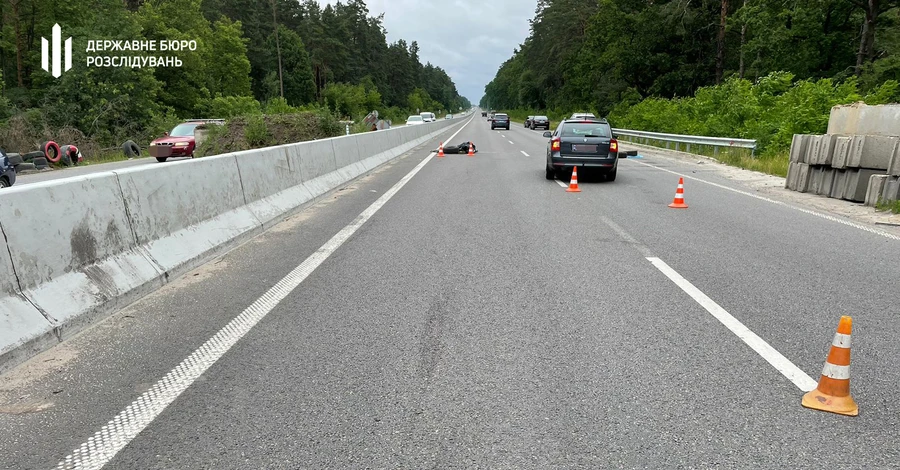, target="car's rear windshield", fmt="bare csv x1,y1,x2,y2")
561,123,610,137
170,123,200,137
535,116,548,120
408,116,423,121
495,114,508,118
